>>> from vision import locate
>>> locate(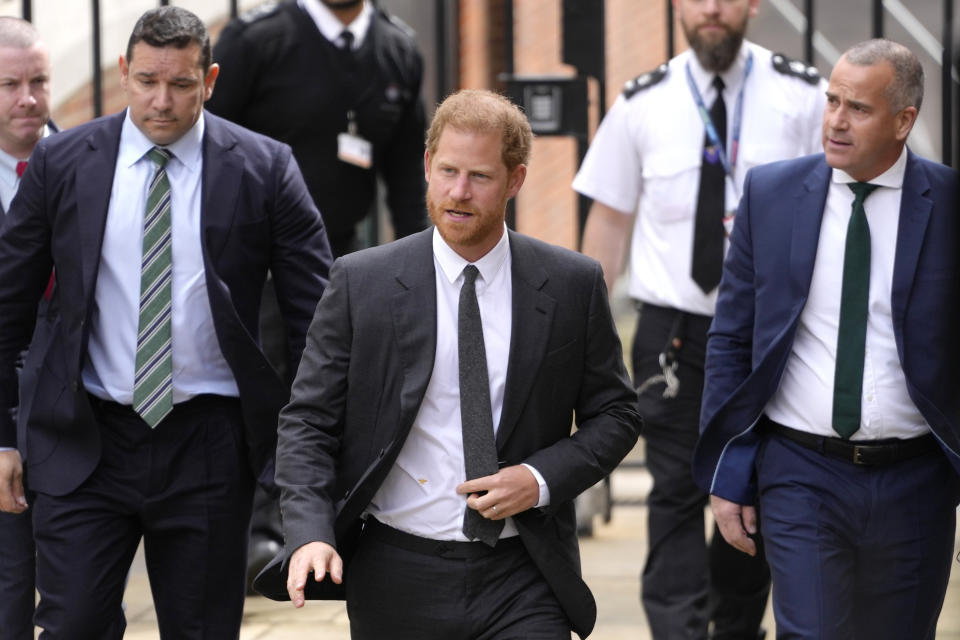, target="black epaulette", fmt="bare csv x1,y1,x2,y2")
239,1,280,24
622,64,668,99
771,53,821,85
380,8,417,39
